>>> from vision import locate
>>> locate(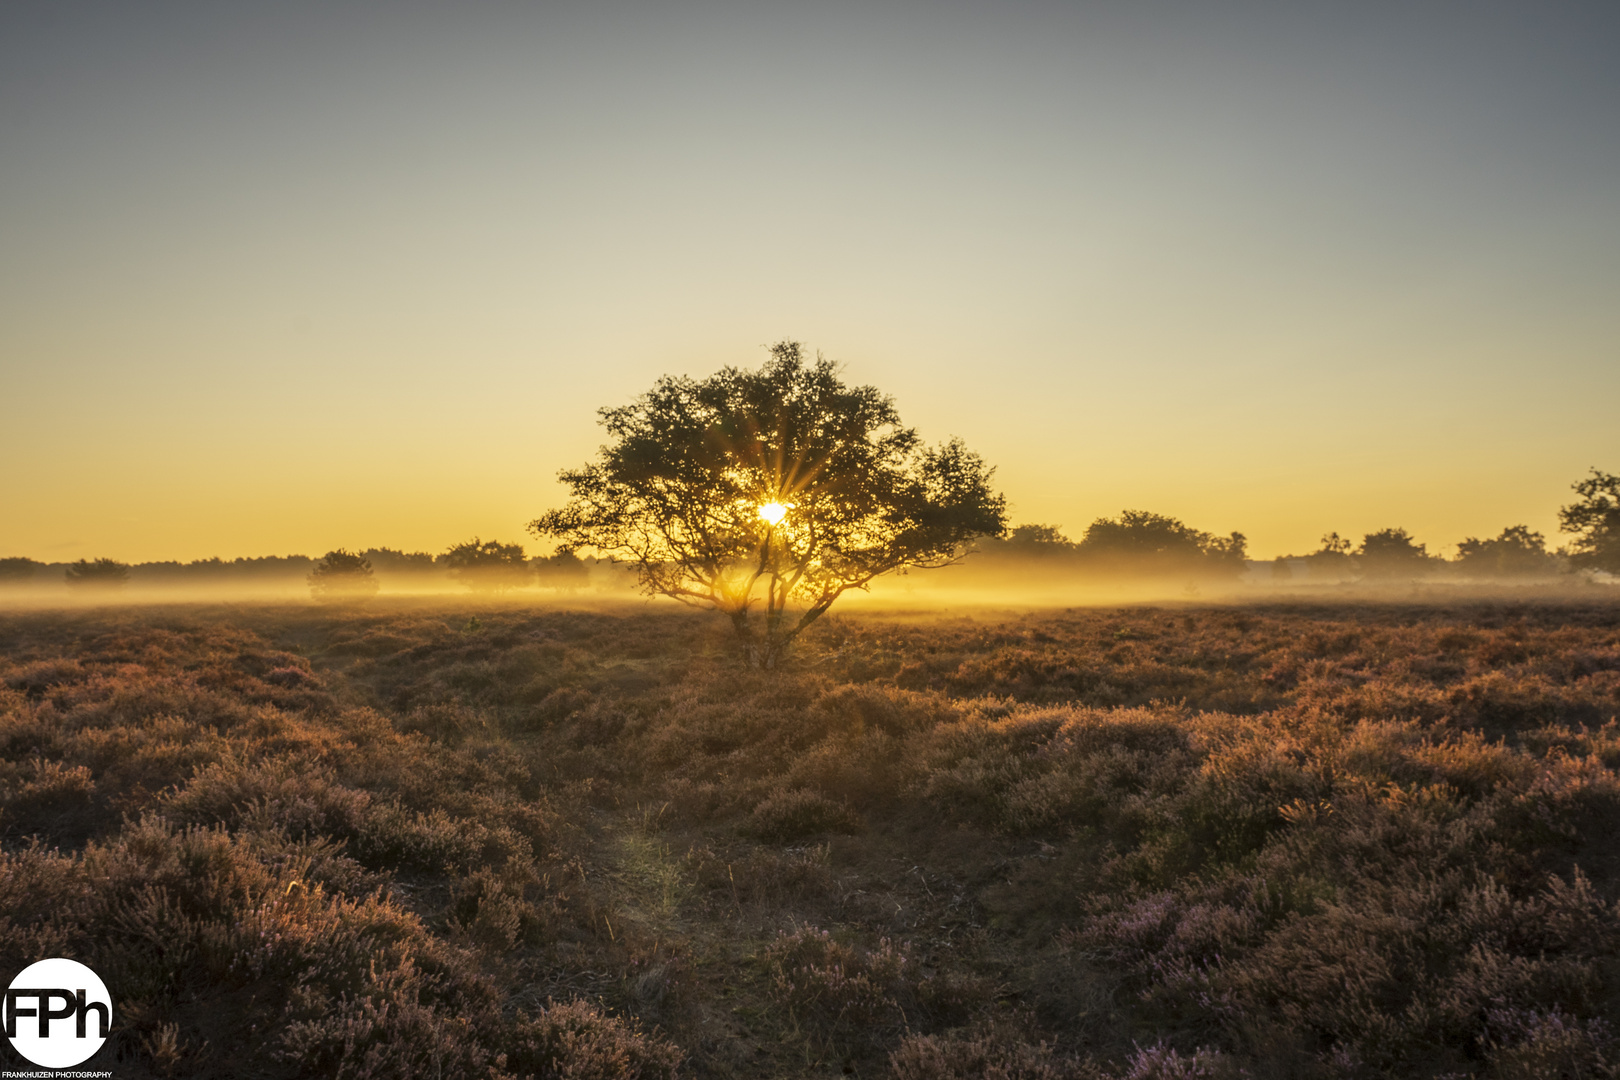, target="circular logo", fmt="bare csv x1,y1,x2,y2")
5,958,112,1069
